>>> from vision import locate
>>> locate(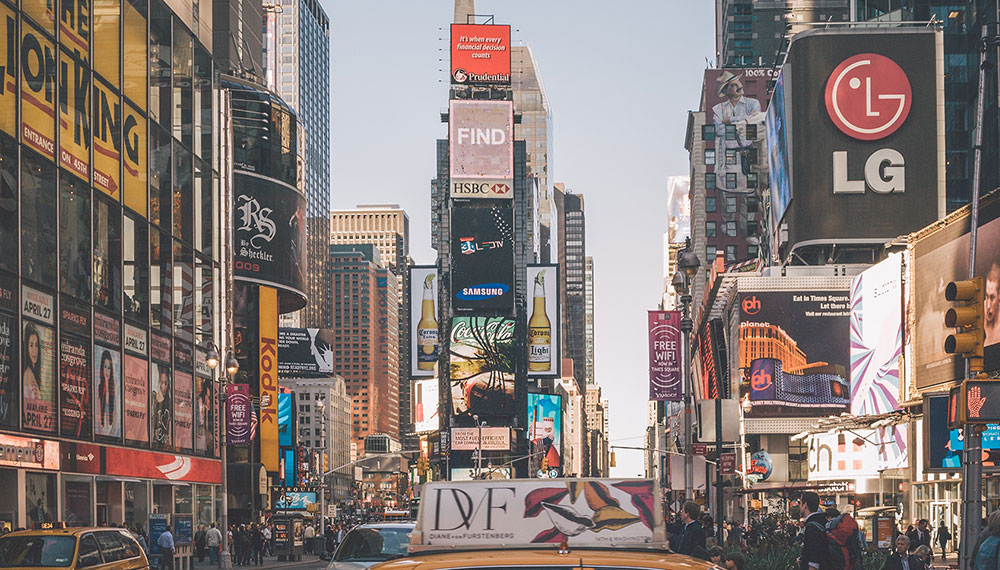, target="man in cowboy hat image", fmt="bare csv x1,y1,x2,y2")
712,71,762,134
